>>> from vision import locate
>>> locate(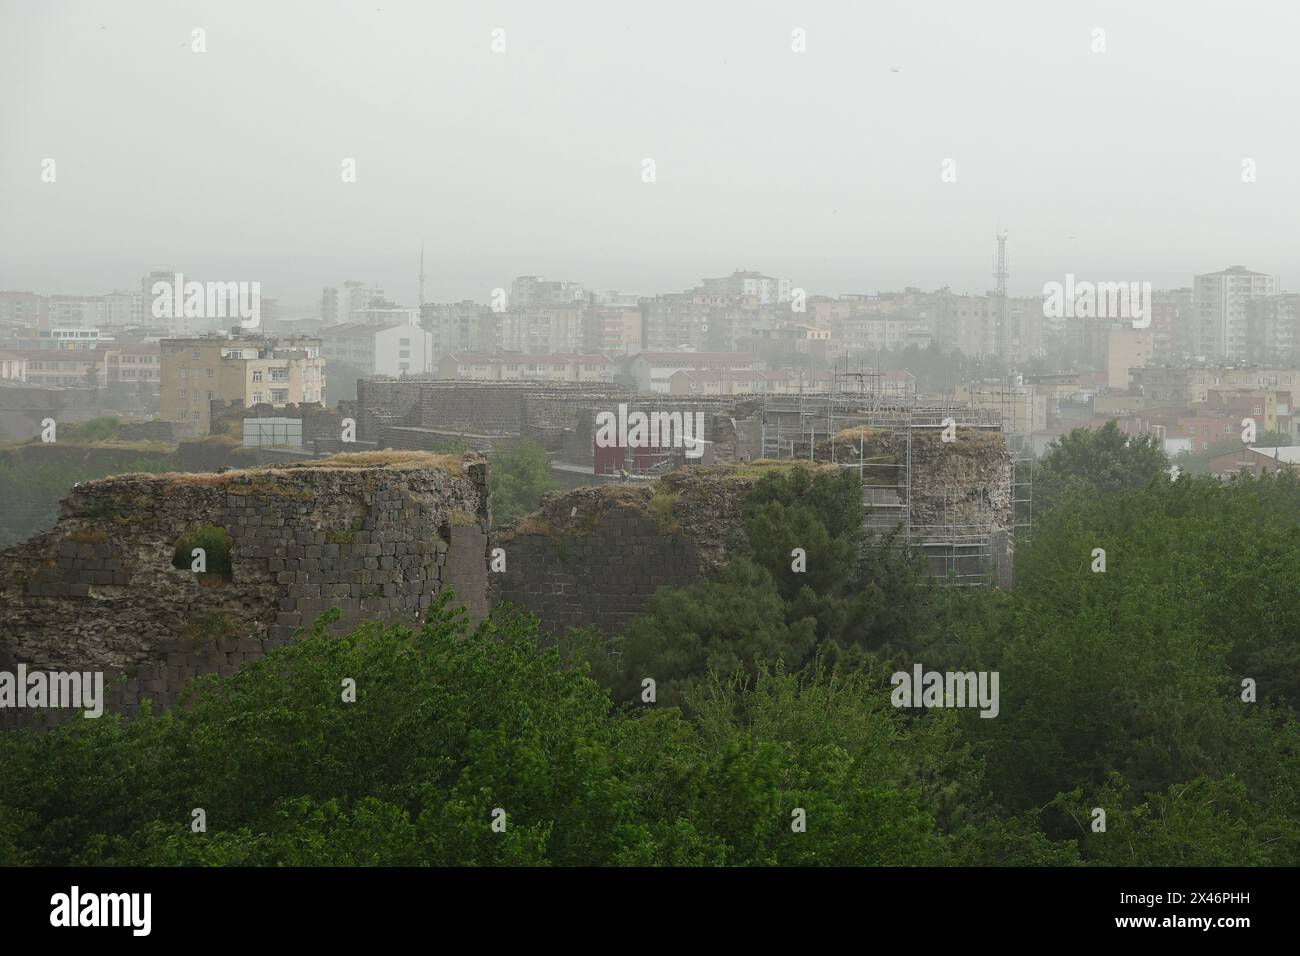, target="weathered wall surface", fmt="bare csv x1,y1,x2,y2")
489,485,701,640
0,452,490,729
488,466,793,639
